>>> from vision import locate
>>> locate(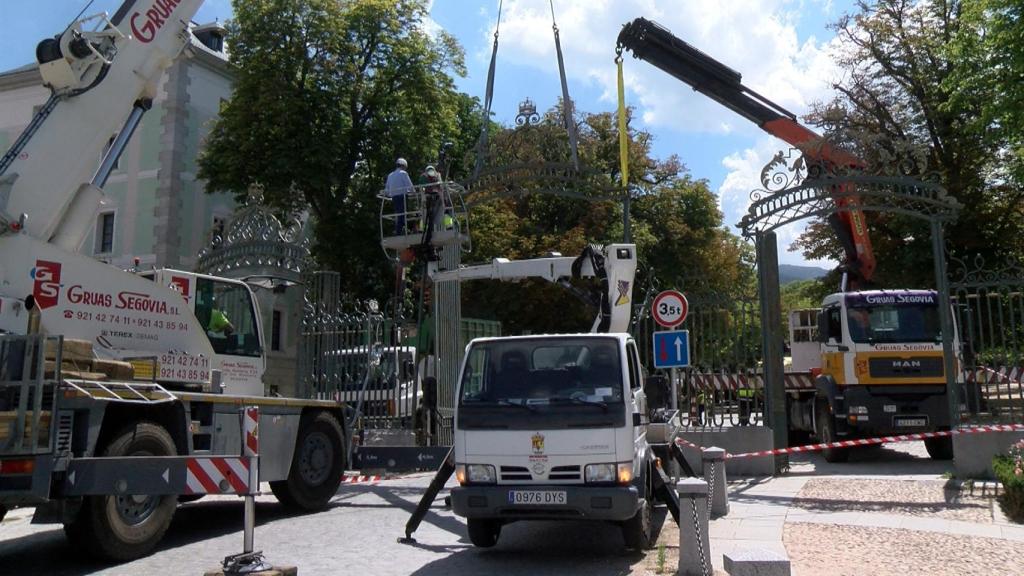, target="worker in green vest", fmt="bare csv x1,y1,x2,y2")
696,388,707,426
207,297,235,337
